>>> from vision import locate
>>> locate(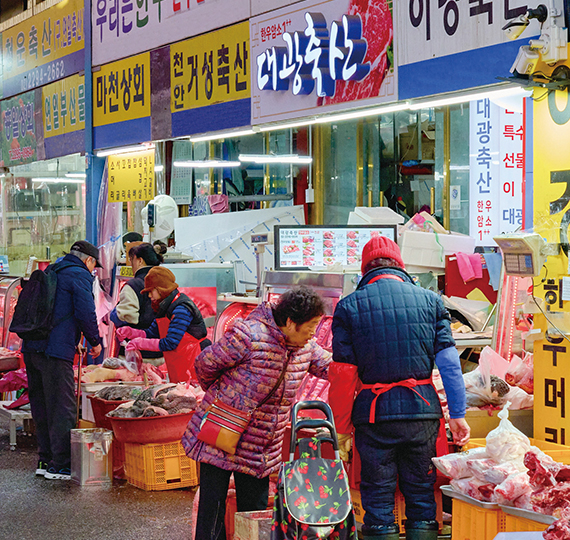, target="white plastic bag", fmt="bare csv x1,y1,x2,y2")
485,402,531,464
